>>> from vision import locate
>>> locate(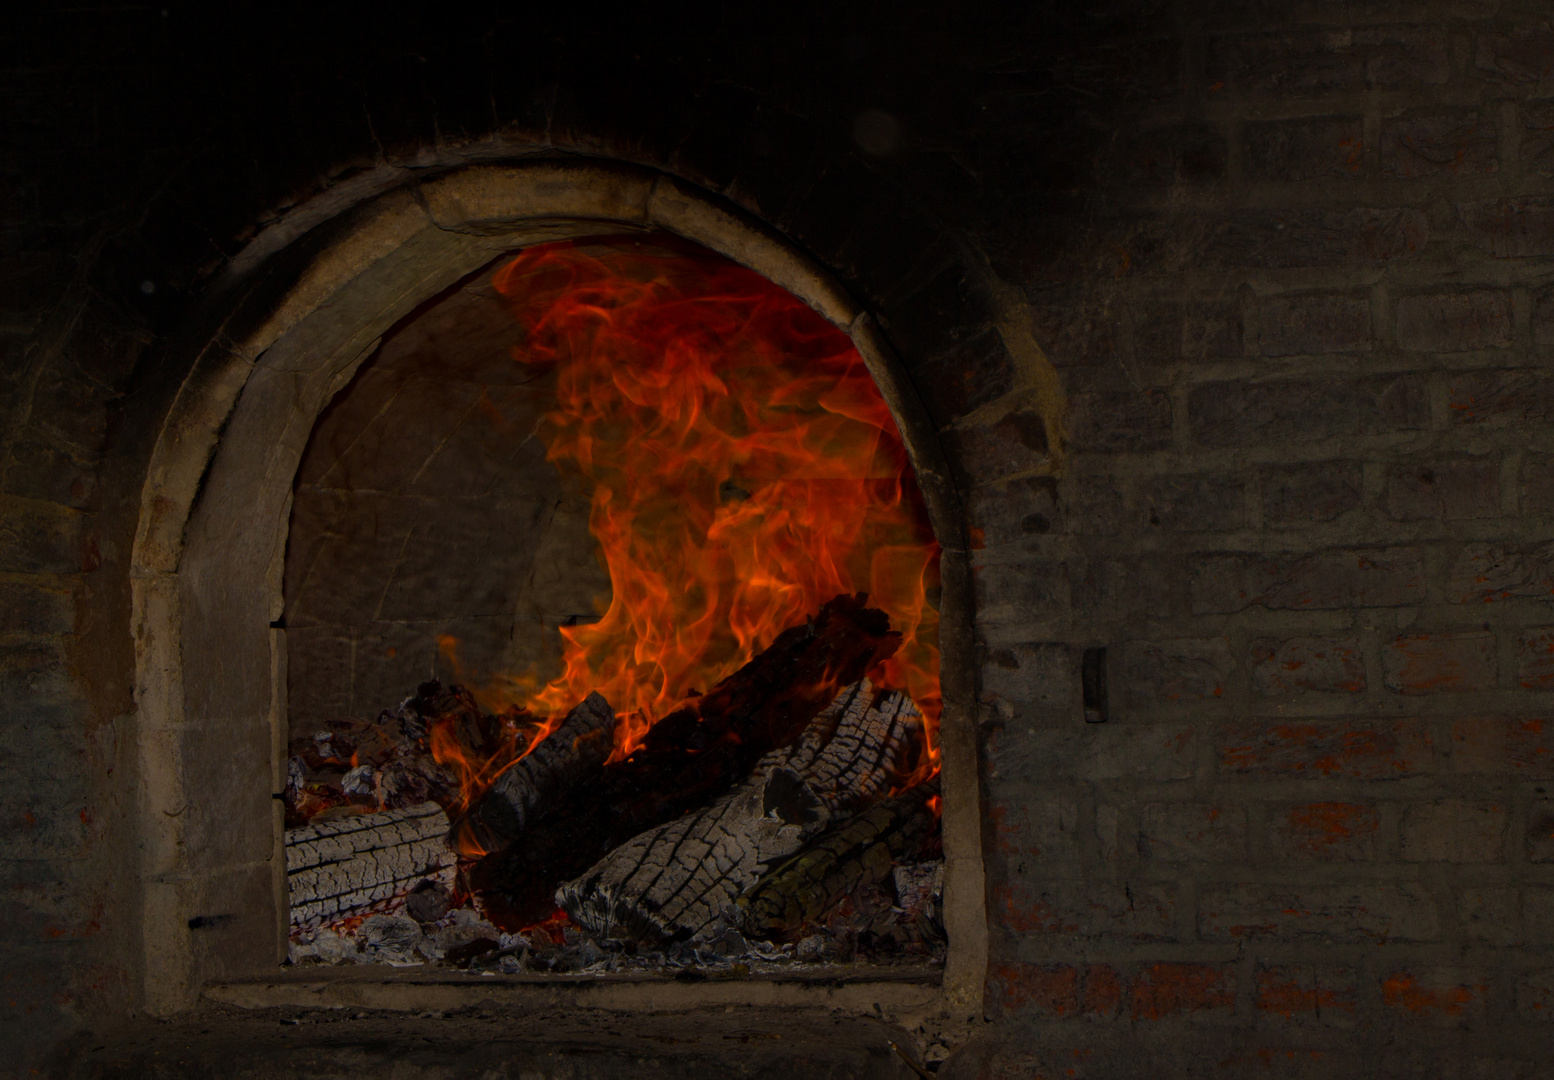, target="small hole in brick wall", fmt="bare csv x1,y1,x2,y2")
282,235,947,977
1082,647,1108,723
